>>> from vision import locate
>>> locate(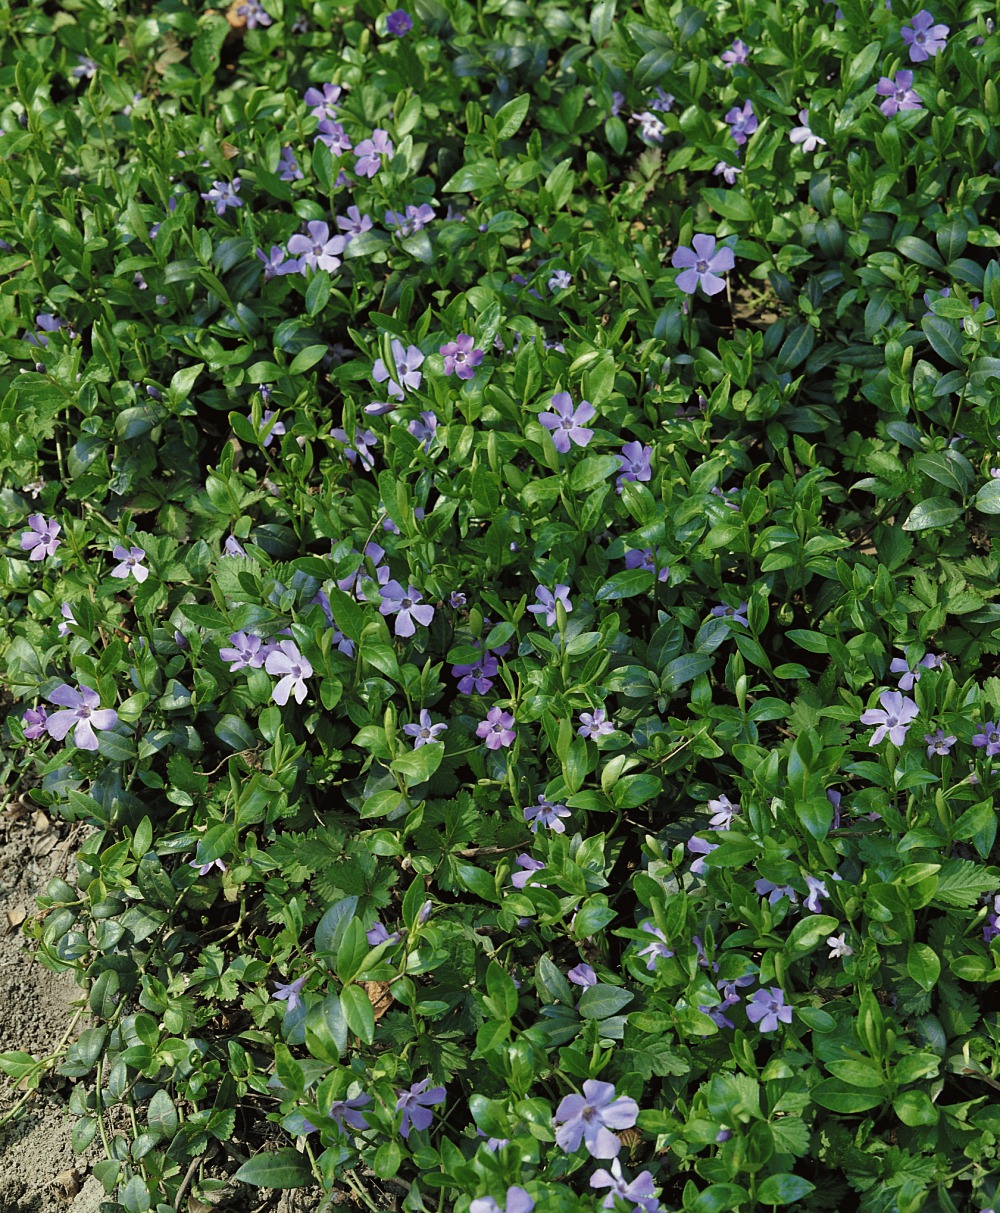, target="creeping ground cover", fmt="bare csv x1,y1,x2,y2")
7,0,1000,1209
